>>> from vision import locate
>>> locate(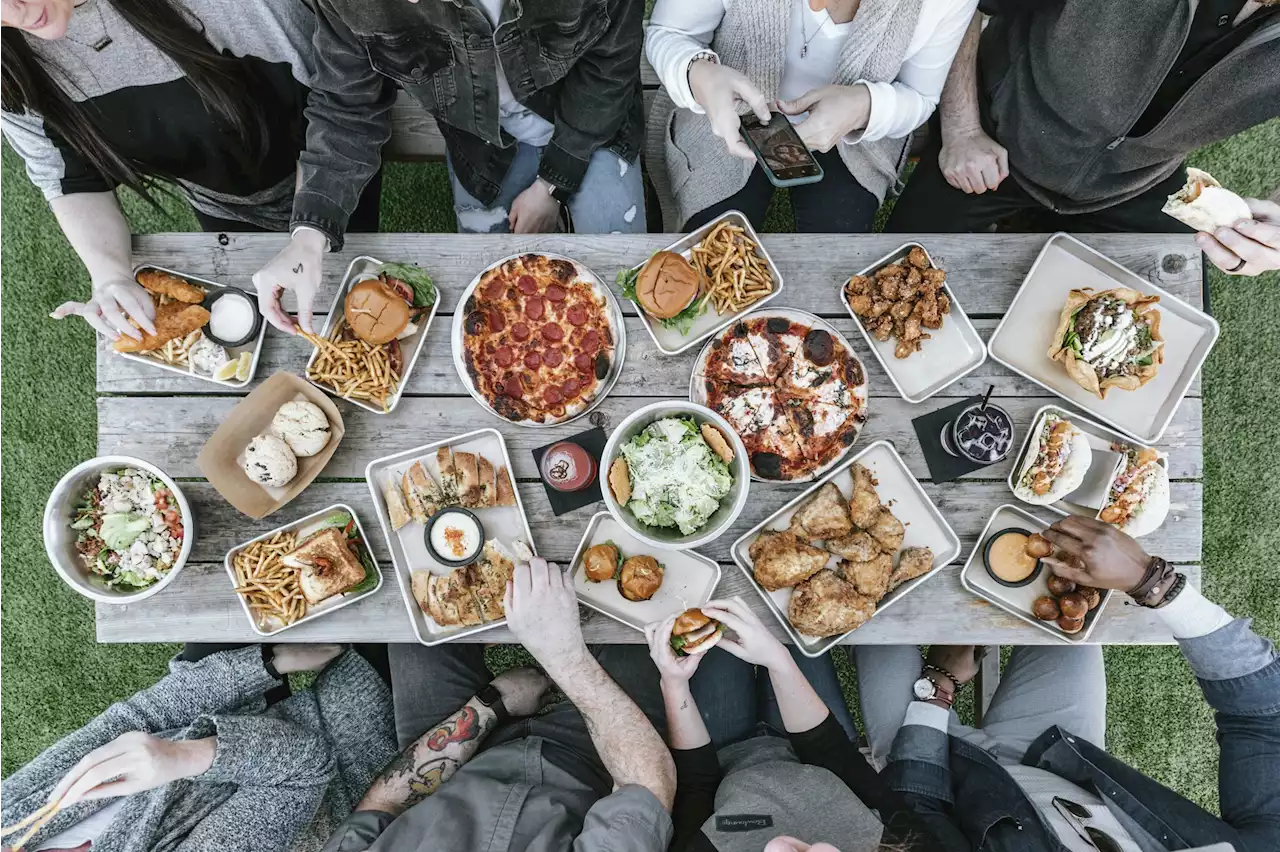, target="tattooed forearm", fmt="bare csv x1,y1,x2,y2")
358,698,497,816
